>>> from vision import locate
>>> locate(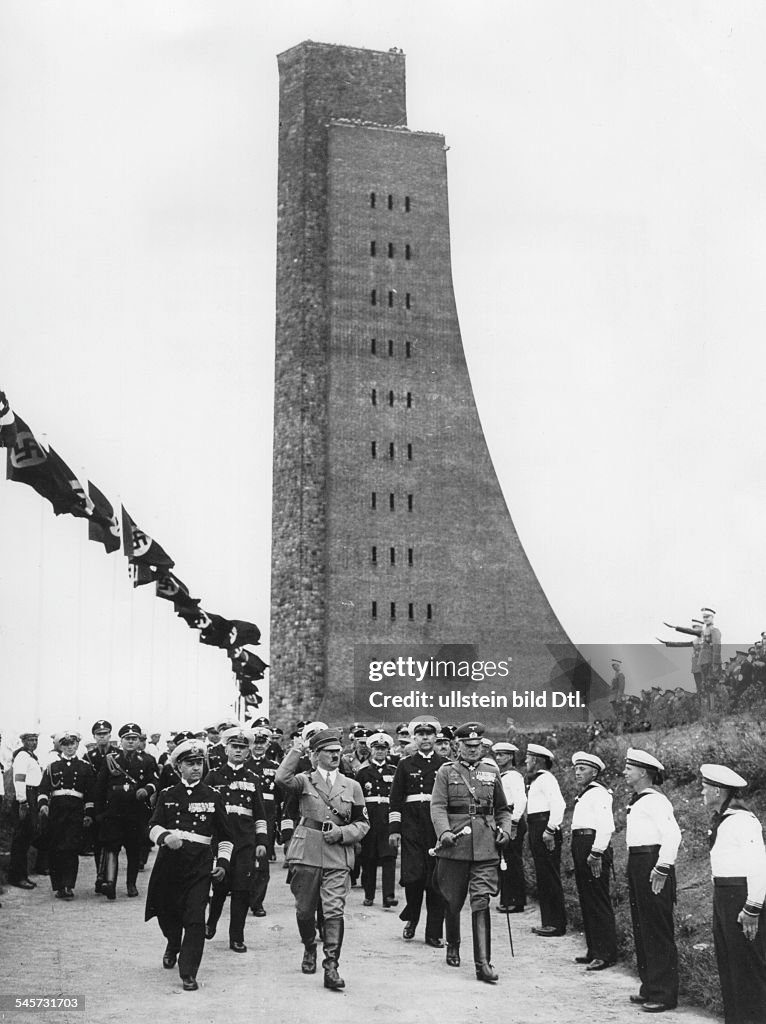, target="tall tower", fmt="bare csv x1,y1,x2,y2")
271,41,590,724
